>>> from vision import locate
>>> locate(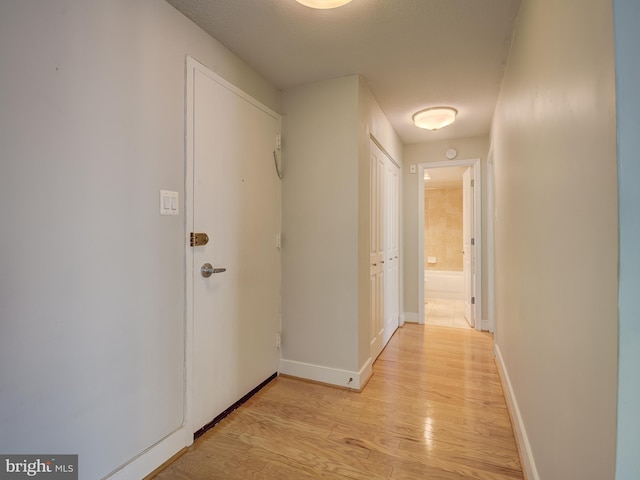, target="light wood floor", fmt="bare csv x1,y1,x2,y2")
154,324,523,479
